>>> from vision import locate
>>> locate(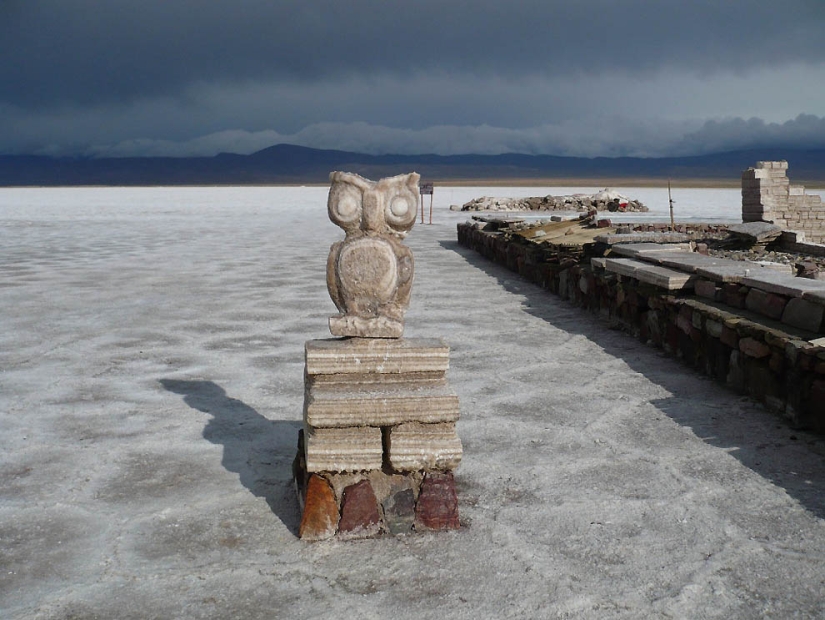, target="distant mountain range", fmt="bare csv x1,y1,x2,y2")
1,144,824,186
